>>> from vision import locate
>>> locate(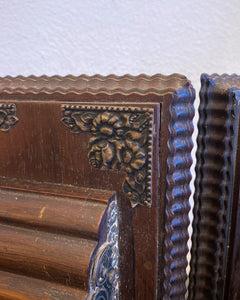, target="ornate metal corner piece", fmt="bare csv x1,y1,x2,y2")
0,104,18,131
61,105,154,207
